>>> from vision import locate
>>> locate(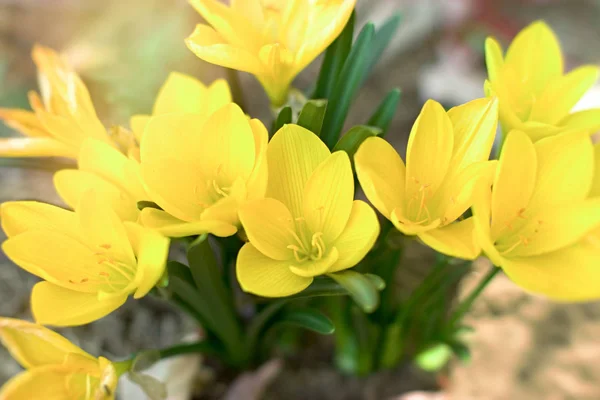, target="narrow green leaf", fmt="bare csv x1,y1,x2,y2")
414,343,453,372
271,106,292,137
297,99,327,136
448,340,471,363
321,23,376,148
333,125,381,161
362,13,402,85
367,88,401,136
137,201,163,211
313,11,355,100
364,274,386,291
275,308,335,335
379,322,404,368
328,270,381,313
